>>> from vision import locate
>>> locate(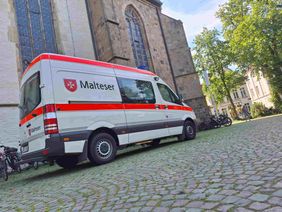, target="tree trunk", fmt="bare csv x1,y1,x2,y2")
219,66,239,118
223,82,238,118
